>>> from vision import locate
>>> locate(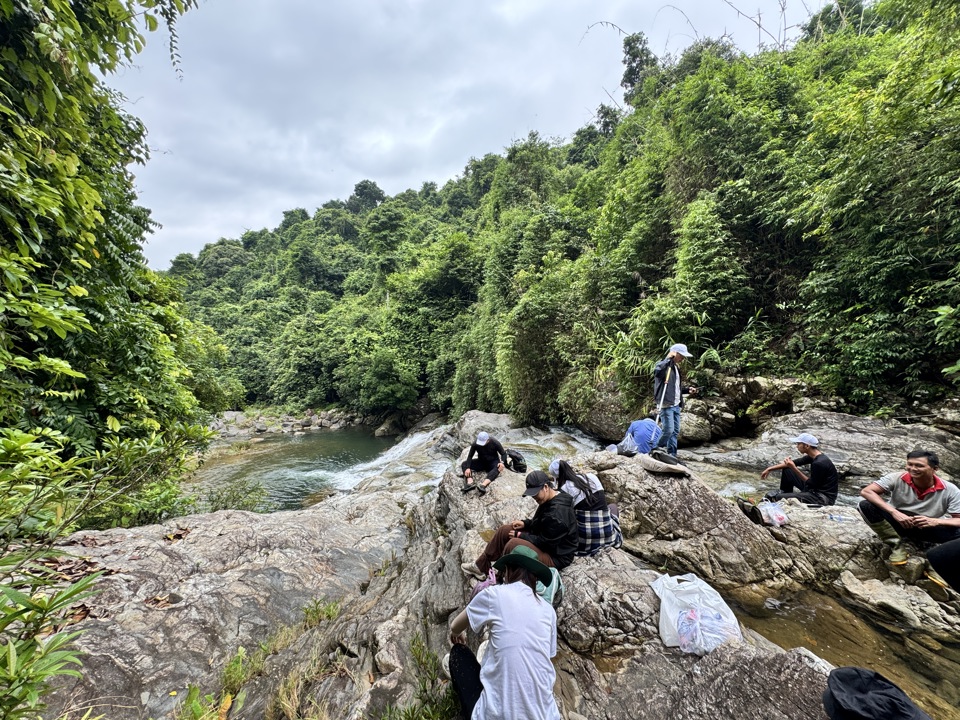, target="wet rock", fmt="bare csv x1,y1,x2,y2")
572,379,632,442
678,401,713,445
45,416,960,720
375,412,405,437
